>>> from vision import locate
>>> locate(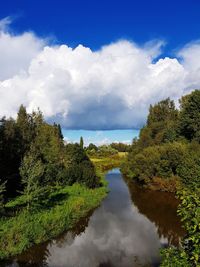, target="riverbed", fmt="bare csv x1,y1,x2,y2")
2,168,185,267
